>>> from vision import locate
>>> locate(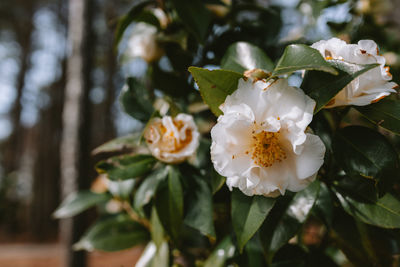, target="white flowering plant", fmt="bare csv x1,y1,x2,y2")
54,1,400,266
